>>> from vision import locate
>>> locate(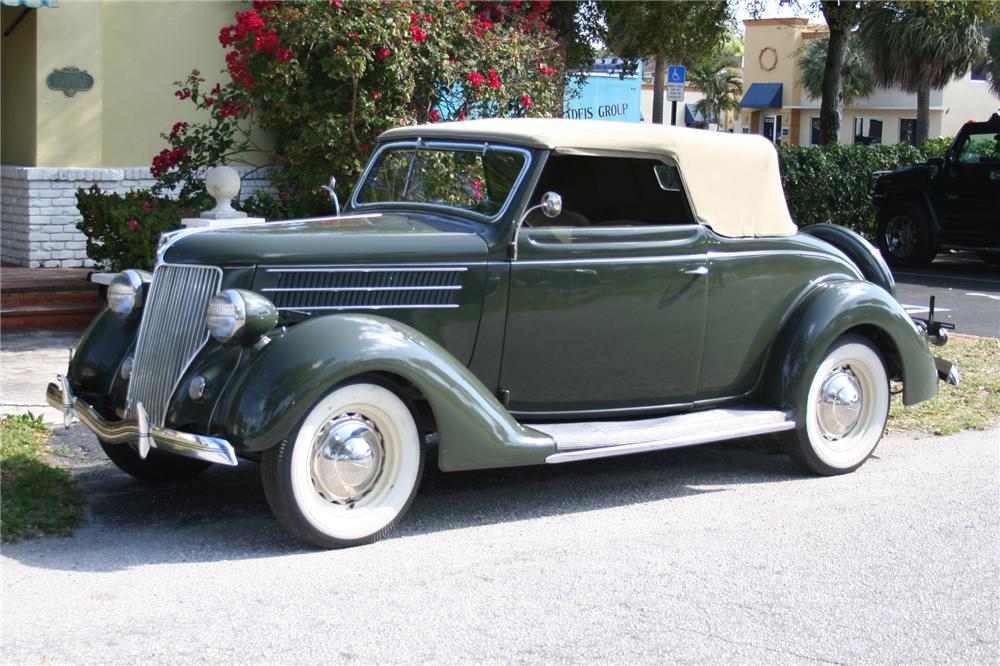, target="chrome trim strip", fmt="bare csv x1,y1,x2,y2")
513,249,847,267
349,140,533,224
261,285,463,293
544,419,796,464
47,382,238,466
278,304,460,312
265,266,470,273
